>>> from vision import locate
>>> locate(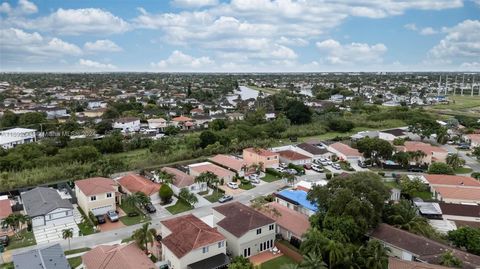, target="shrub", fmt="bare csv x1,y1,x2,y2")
378,172,385,177
240,179,250,185
266,168,282,177
159,184,173,204
471,172,480,180
428,162,454,175
326,173,332,180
